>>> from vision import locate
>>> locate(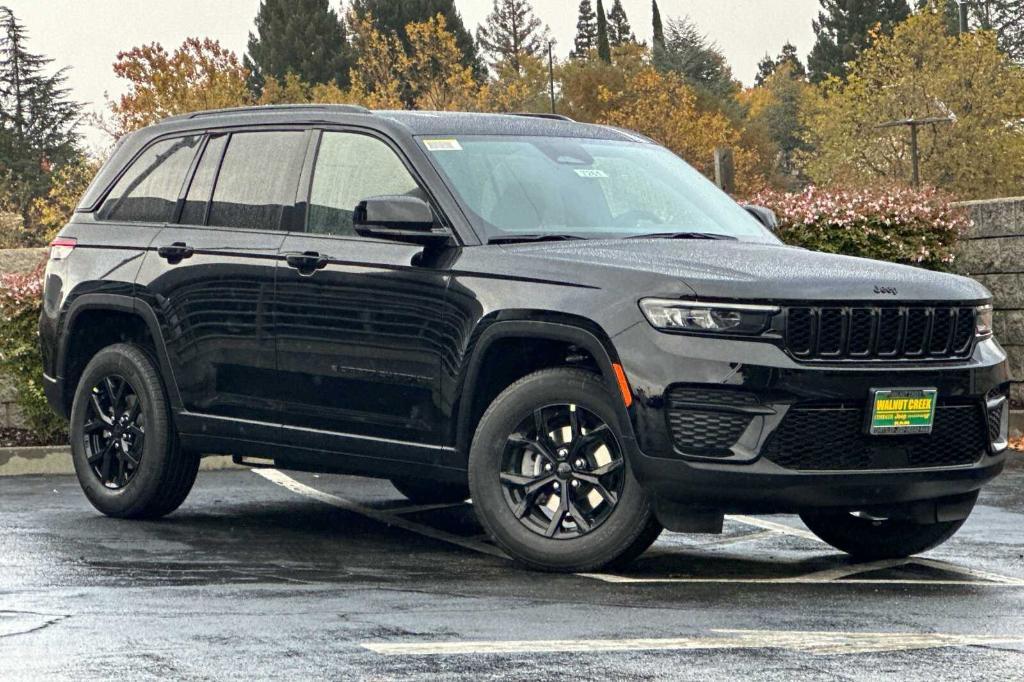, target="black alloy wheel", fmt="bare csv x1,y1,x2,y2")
82,374,146,489
499,403,625,539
